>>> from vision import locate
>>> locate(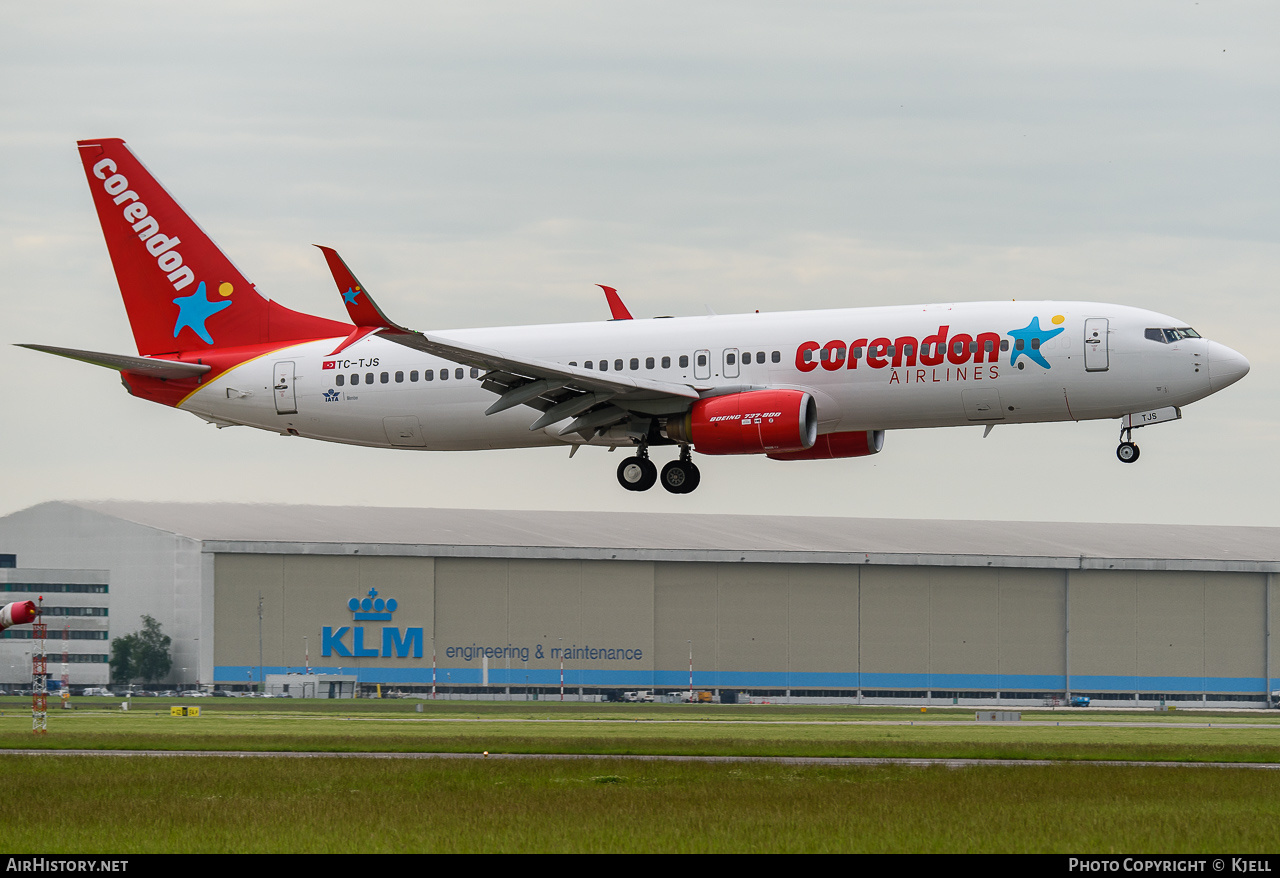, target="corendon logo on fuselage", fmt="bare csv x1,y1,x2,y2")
91,157,232,346
794,317,1065,384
